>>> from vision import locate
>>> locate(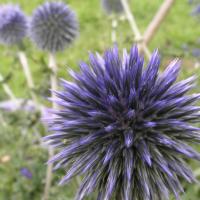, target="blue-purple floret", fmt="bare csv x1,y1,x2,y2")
44,45,200,200
30,2,79,52
0,4,27,45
